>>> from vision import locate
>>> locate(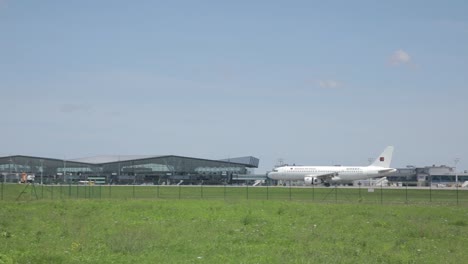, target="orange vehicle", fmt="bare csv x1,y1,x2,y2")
20,172,27,183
